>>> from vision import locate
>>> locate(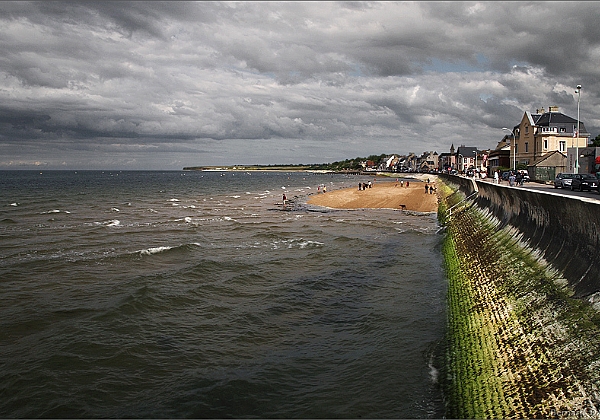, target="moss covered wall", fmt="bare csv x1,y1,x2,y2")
440,174,600,303
437,179,600,418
